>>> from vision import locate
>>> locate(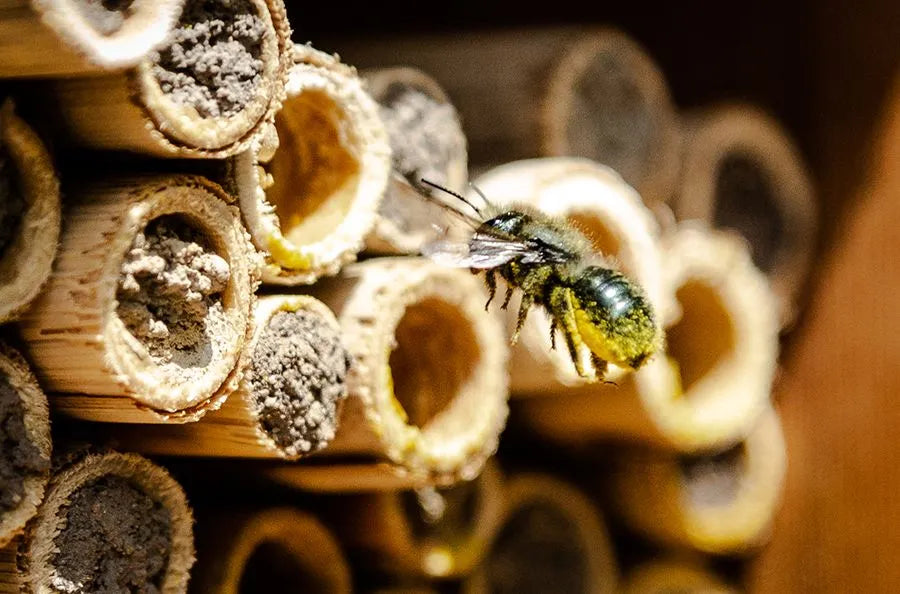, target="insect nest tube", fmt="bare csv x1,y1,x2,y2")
621,557,738,594
264,258,508,491
0,99,61,324
233,45,391,284
462,474,618,594
0,344,51,549
674,105,817,326
471,158,670,392
19,175,256,423
0,0,185,77
104,295,350,459
363,66,468,254
48,0,291,157
608,406,786,554
190,508,351,594
3,452,194,593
